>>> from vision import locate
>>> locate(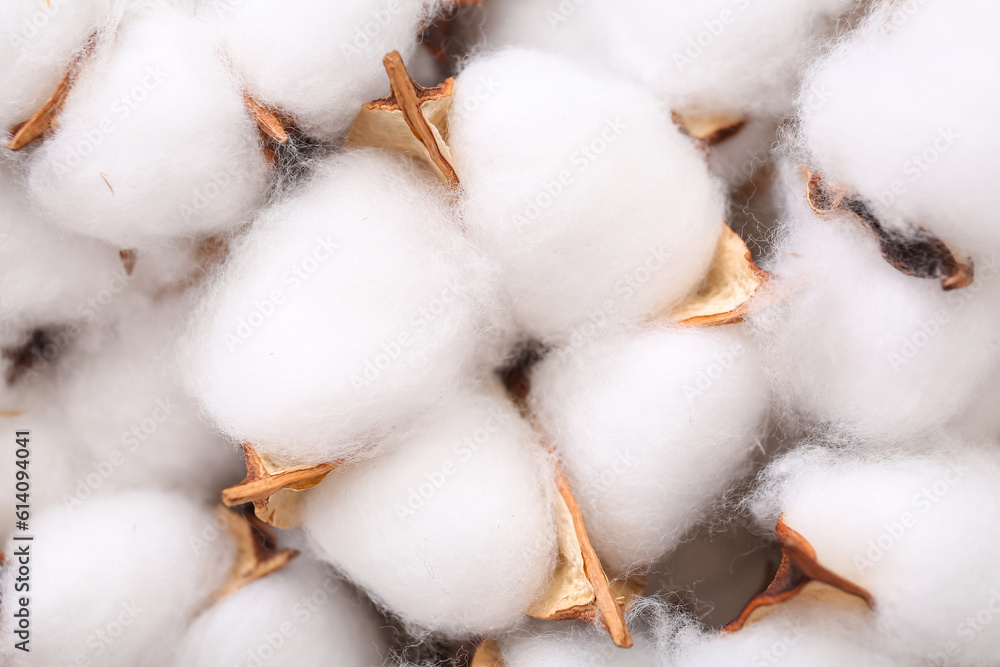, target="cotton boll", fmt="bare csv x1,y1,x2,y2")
499,621,657,667
187,149,502,467
49,291,241,505
174,559,388,667
529,325,768,576
672,599,898,667
301,383,557,638
0,490,237,667
749,443,1000,663
0,171,125,334
450,49,722,343
478,0,854,118
0,0,124,131
798,0,1000,259
208,0,443,142
25,9,269,247
750,186,1000,442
